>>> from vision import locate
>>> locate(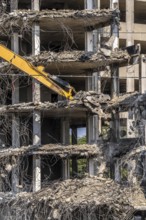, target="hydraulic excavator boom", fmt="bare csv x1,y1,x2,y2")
0,44,75,100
